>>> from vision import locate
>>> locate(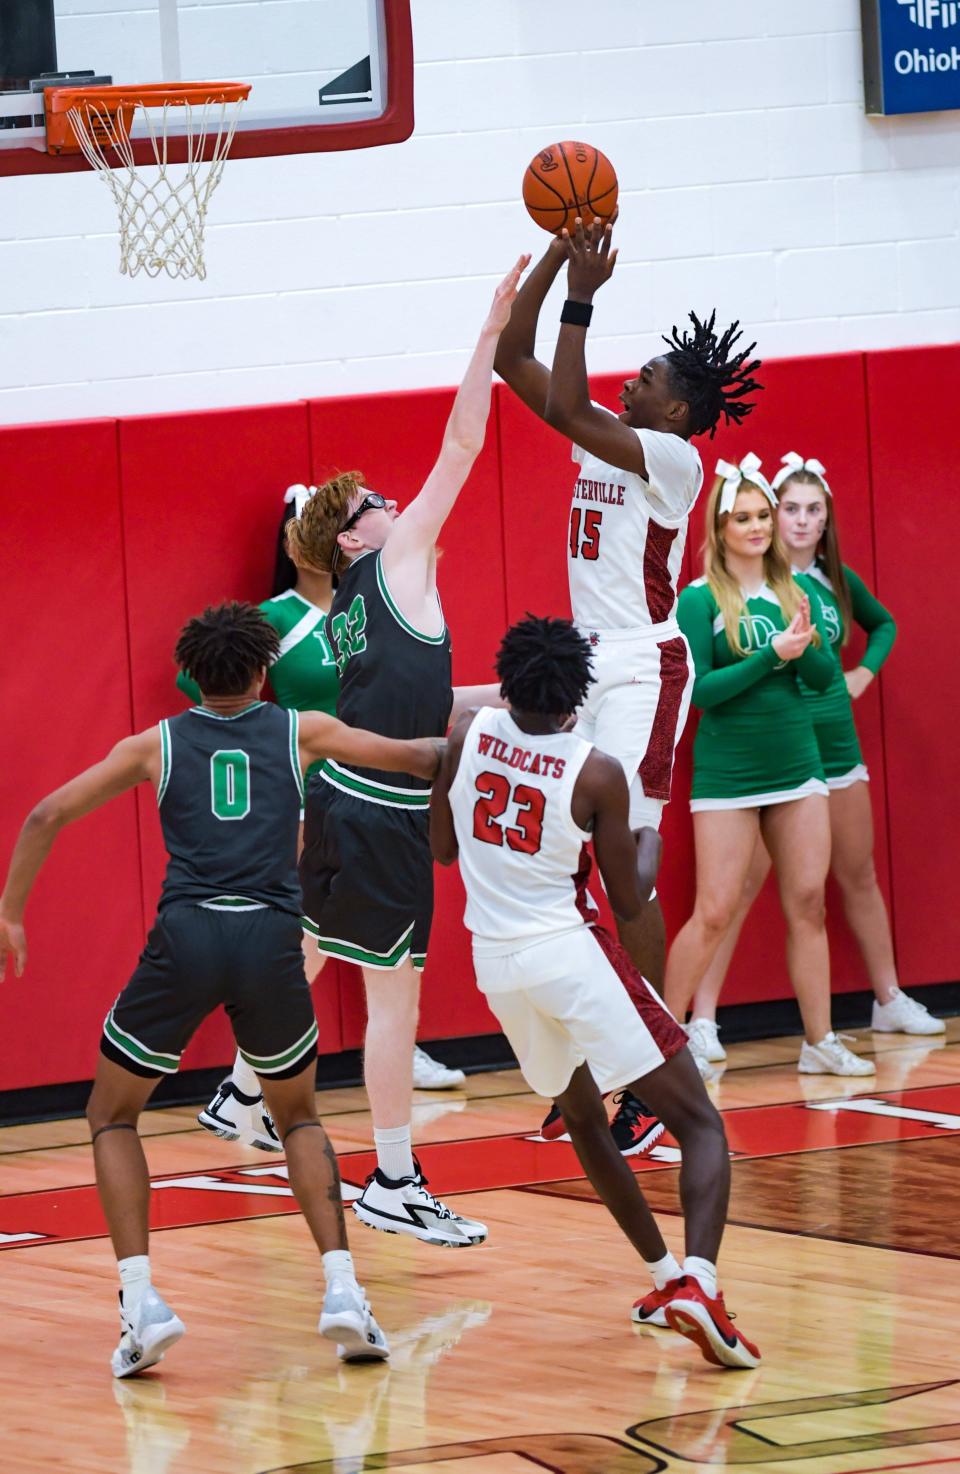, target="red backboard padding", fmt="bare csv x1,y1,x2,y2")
866,344,960,986
0,421,144,1088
